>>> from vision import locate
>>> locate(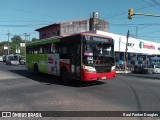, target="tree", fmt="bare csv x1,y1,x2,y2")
0,42,4,55
10,35,23,55
11,35,23,44
32,37,38,42
0,35,38,56
0,41,8,55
